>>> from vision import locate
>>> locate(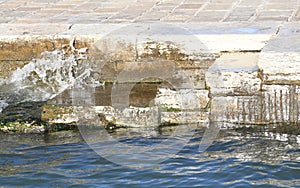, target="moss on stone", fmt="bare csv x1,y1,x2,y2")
0,120,46,134
271,124,300,135
165,107,182,112
98,113,117,130
46,123,78,133
41,104,74,121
